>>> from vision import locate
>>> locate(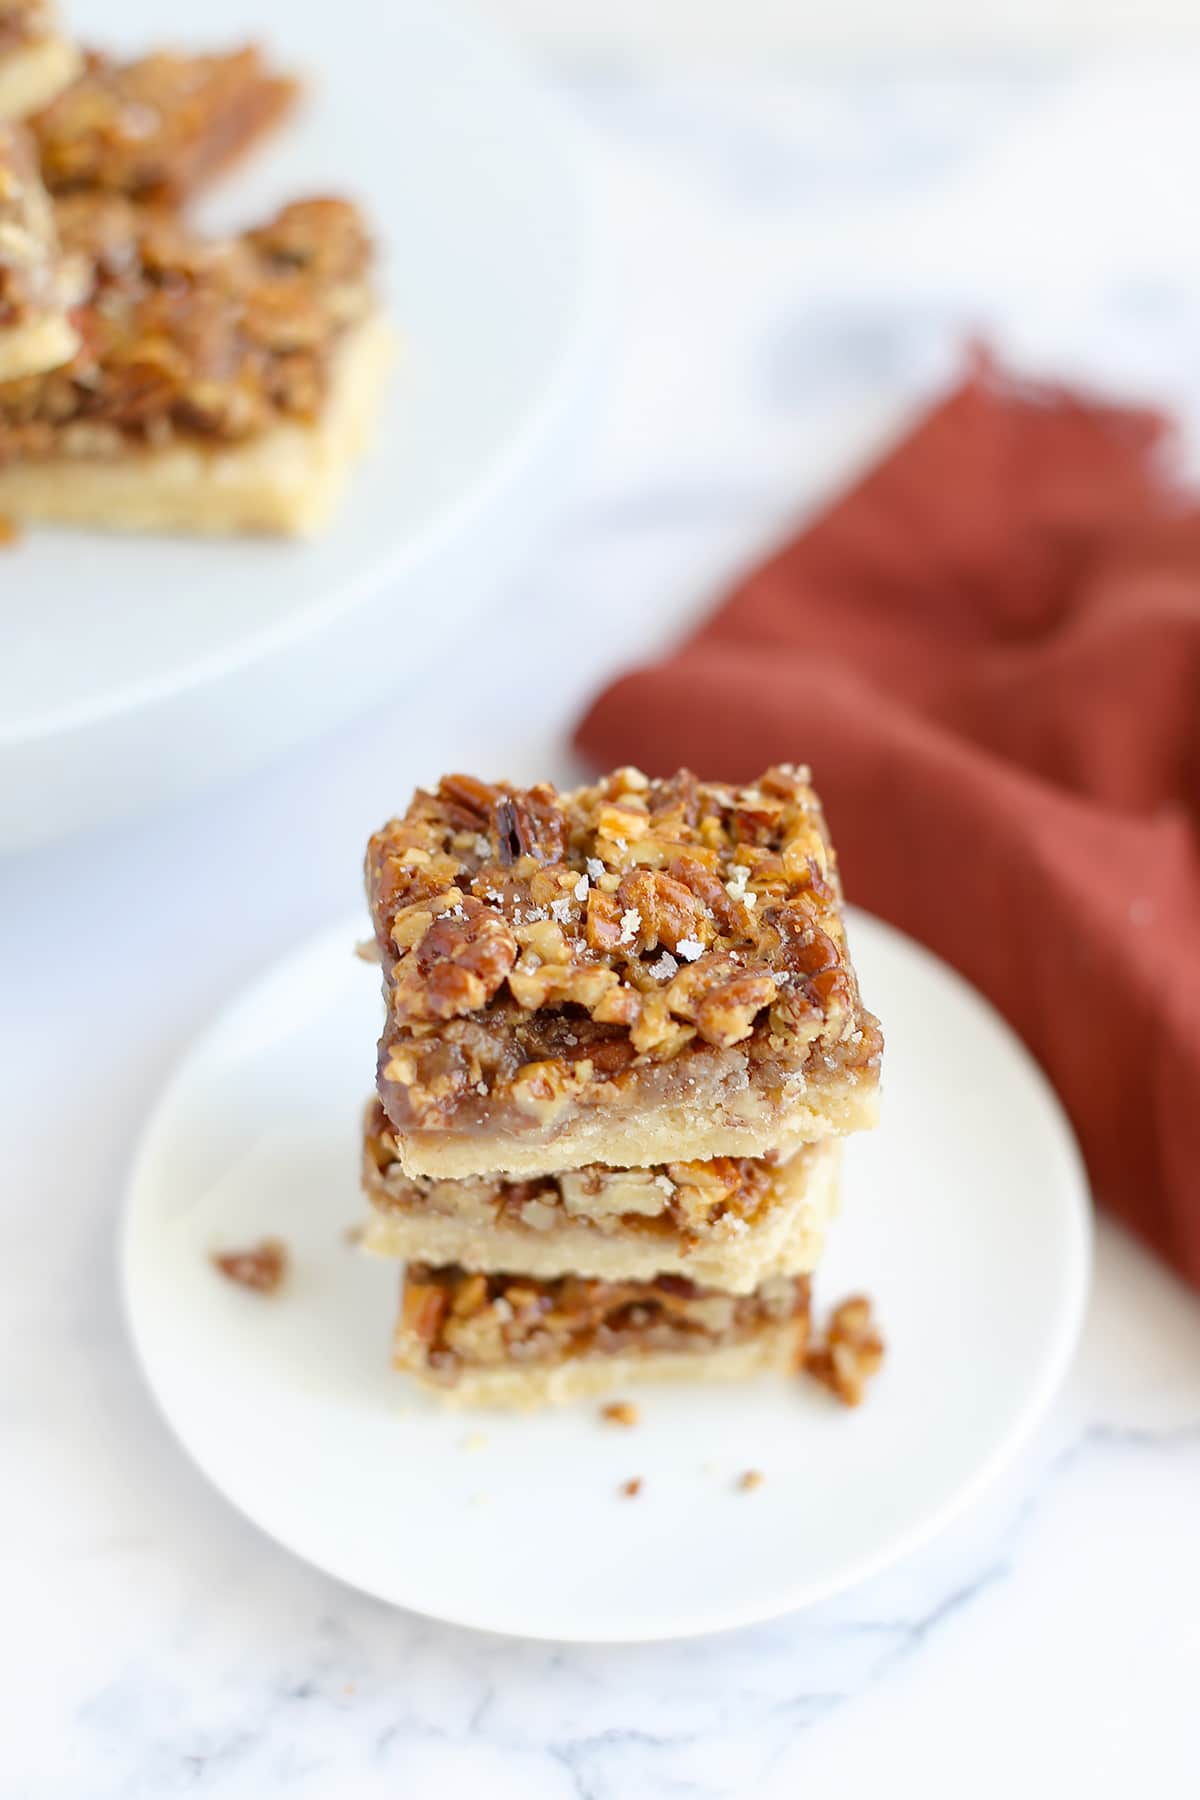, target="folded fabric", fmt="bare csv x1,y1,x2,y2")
575,355,1200,1290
